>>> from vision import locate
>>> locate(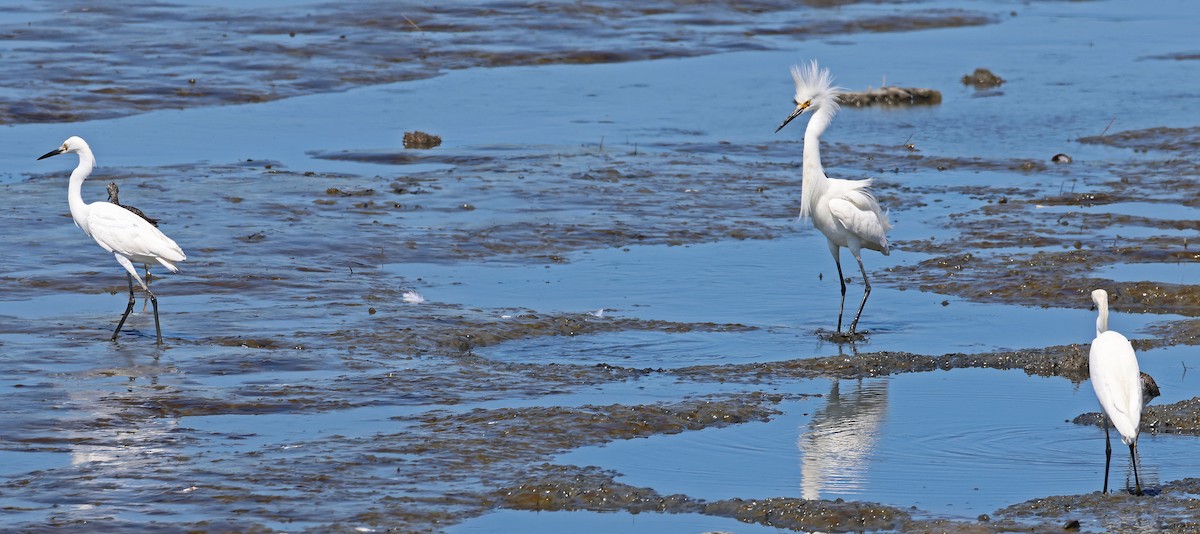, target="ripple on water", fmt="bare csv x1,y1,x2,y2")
0,450,68,476
0,292,126,319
